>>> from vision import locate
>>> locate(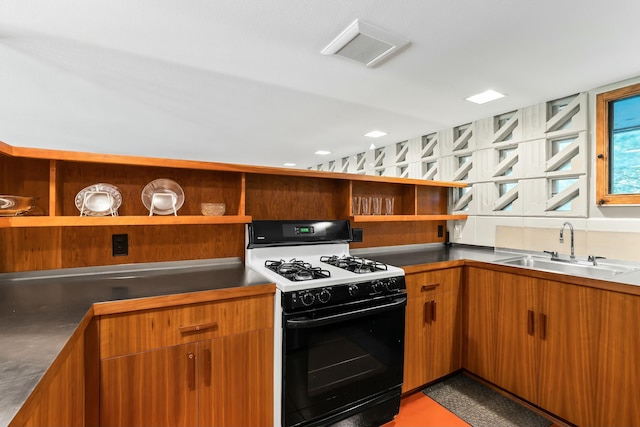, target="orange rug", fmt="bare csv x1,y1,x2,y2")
382,392,470,427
